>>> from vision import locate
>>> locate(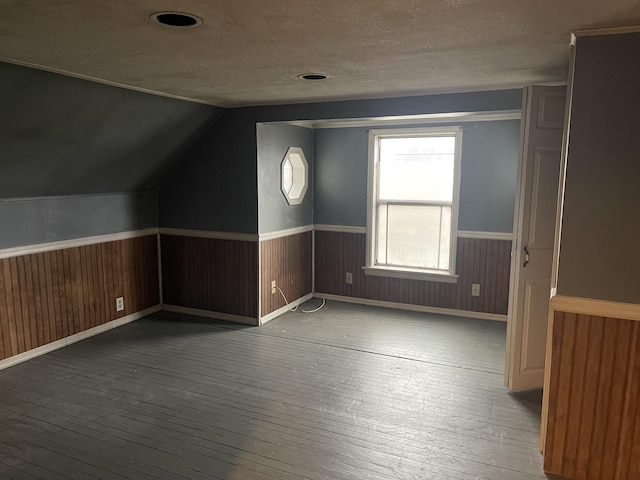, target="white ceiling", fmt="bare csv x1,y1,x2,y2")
1,1,639,107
